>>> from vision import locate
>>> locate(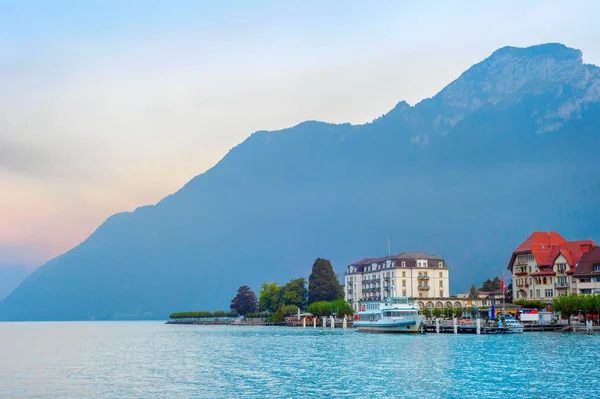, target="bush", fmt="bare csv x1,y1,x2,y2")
307,299,353,317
